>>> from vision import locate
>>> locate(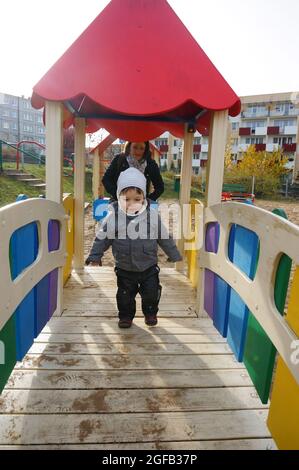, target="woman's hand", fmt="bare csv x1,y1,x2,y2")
85,258,102,266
